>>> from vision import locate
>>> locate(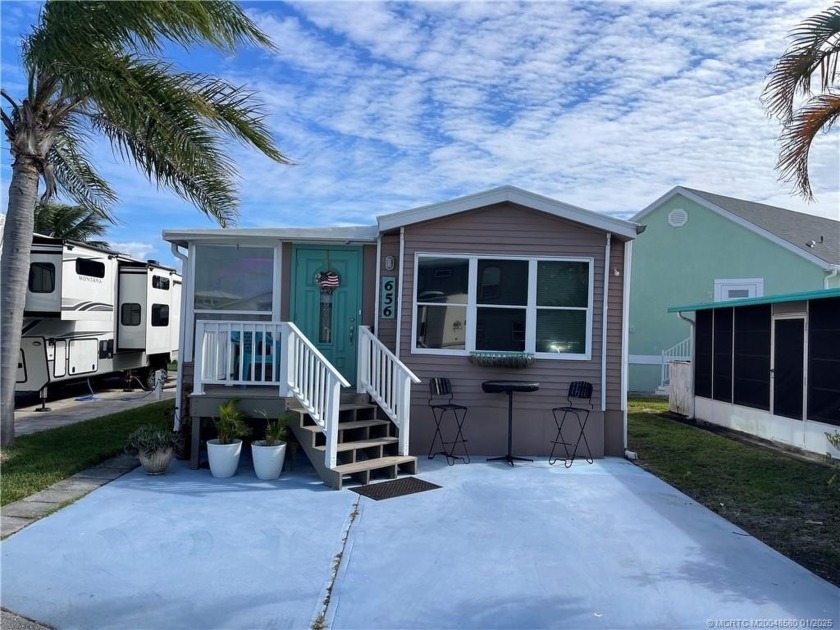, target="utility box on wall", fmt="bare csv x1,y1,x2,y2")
669,361,692,416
